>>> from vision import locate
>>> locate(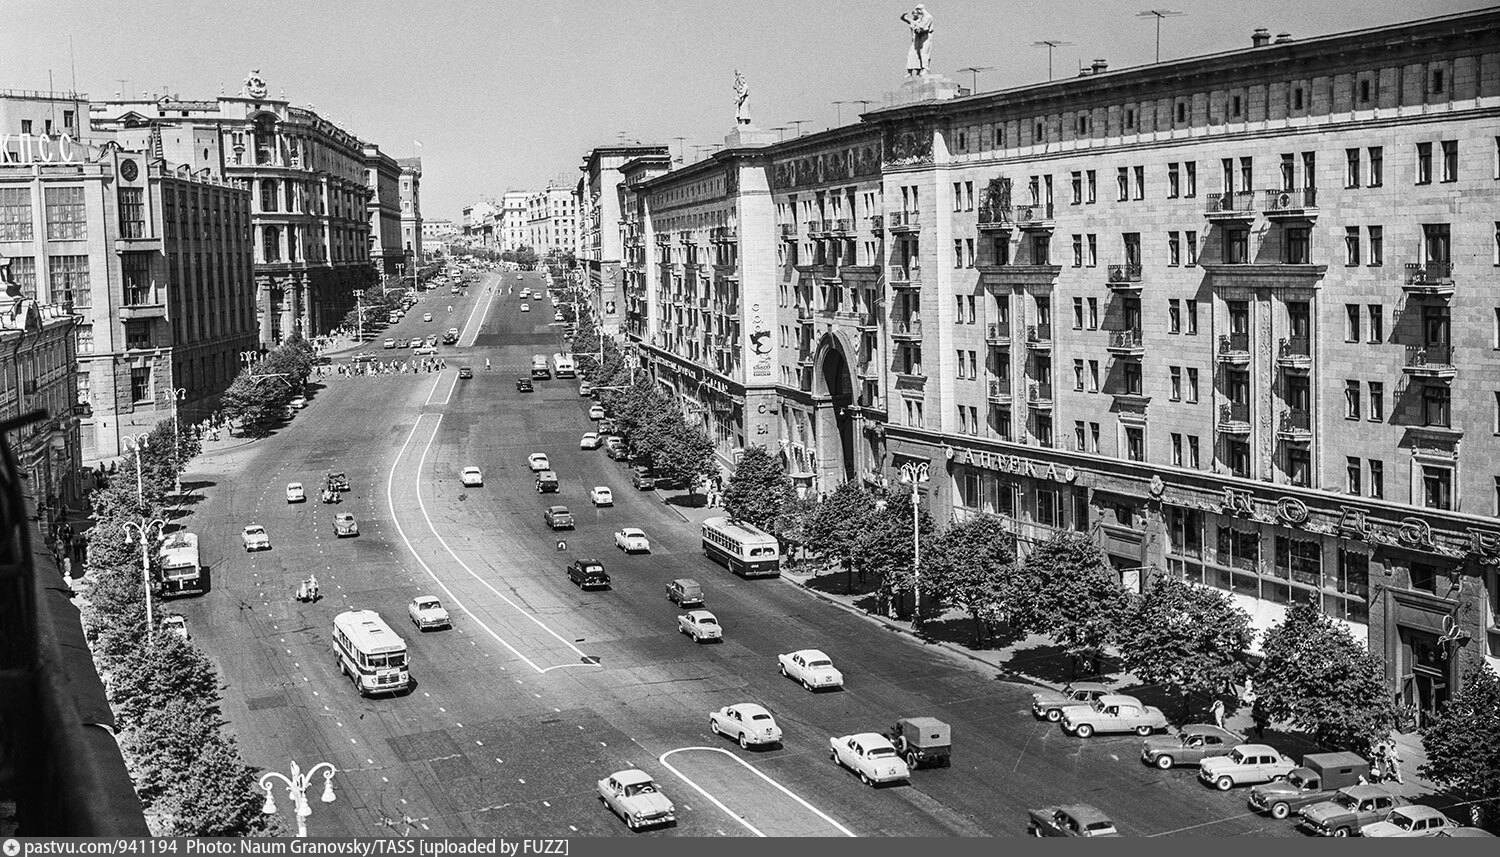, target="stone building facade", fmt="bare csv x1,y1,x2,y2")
398,157,423,264
363,144,403,279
